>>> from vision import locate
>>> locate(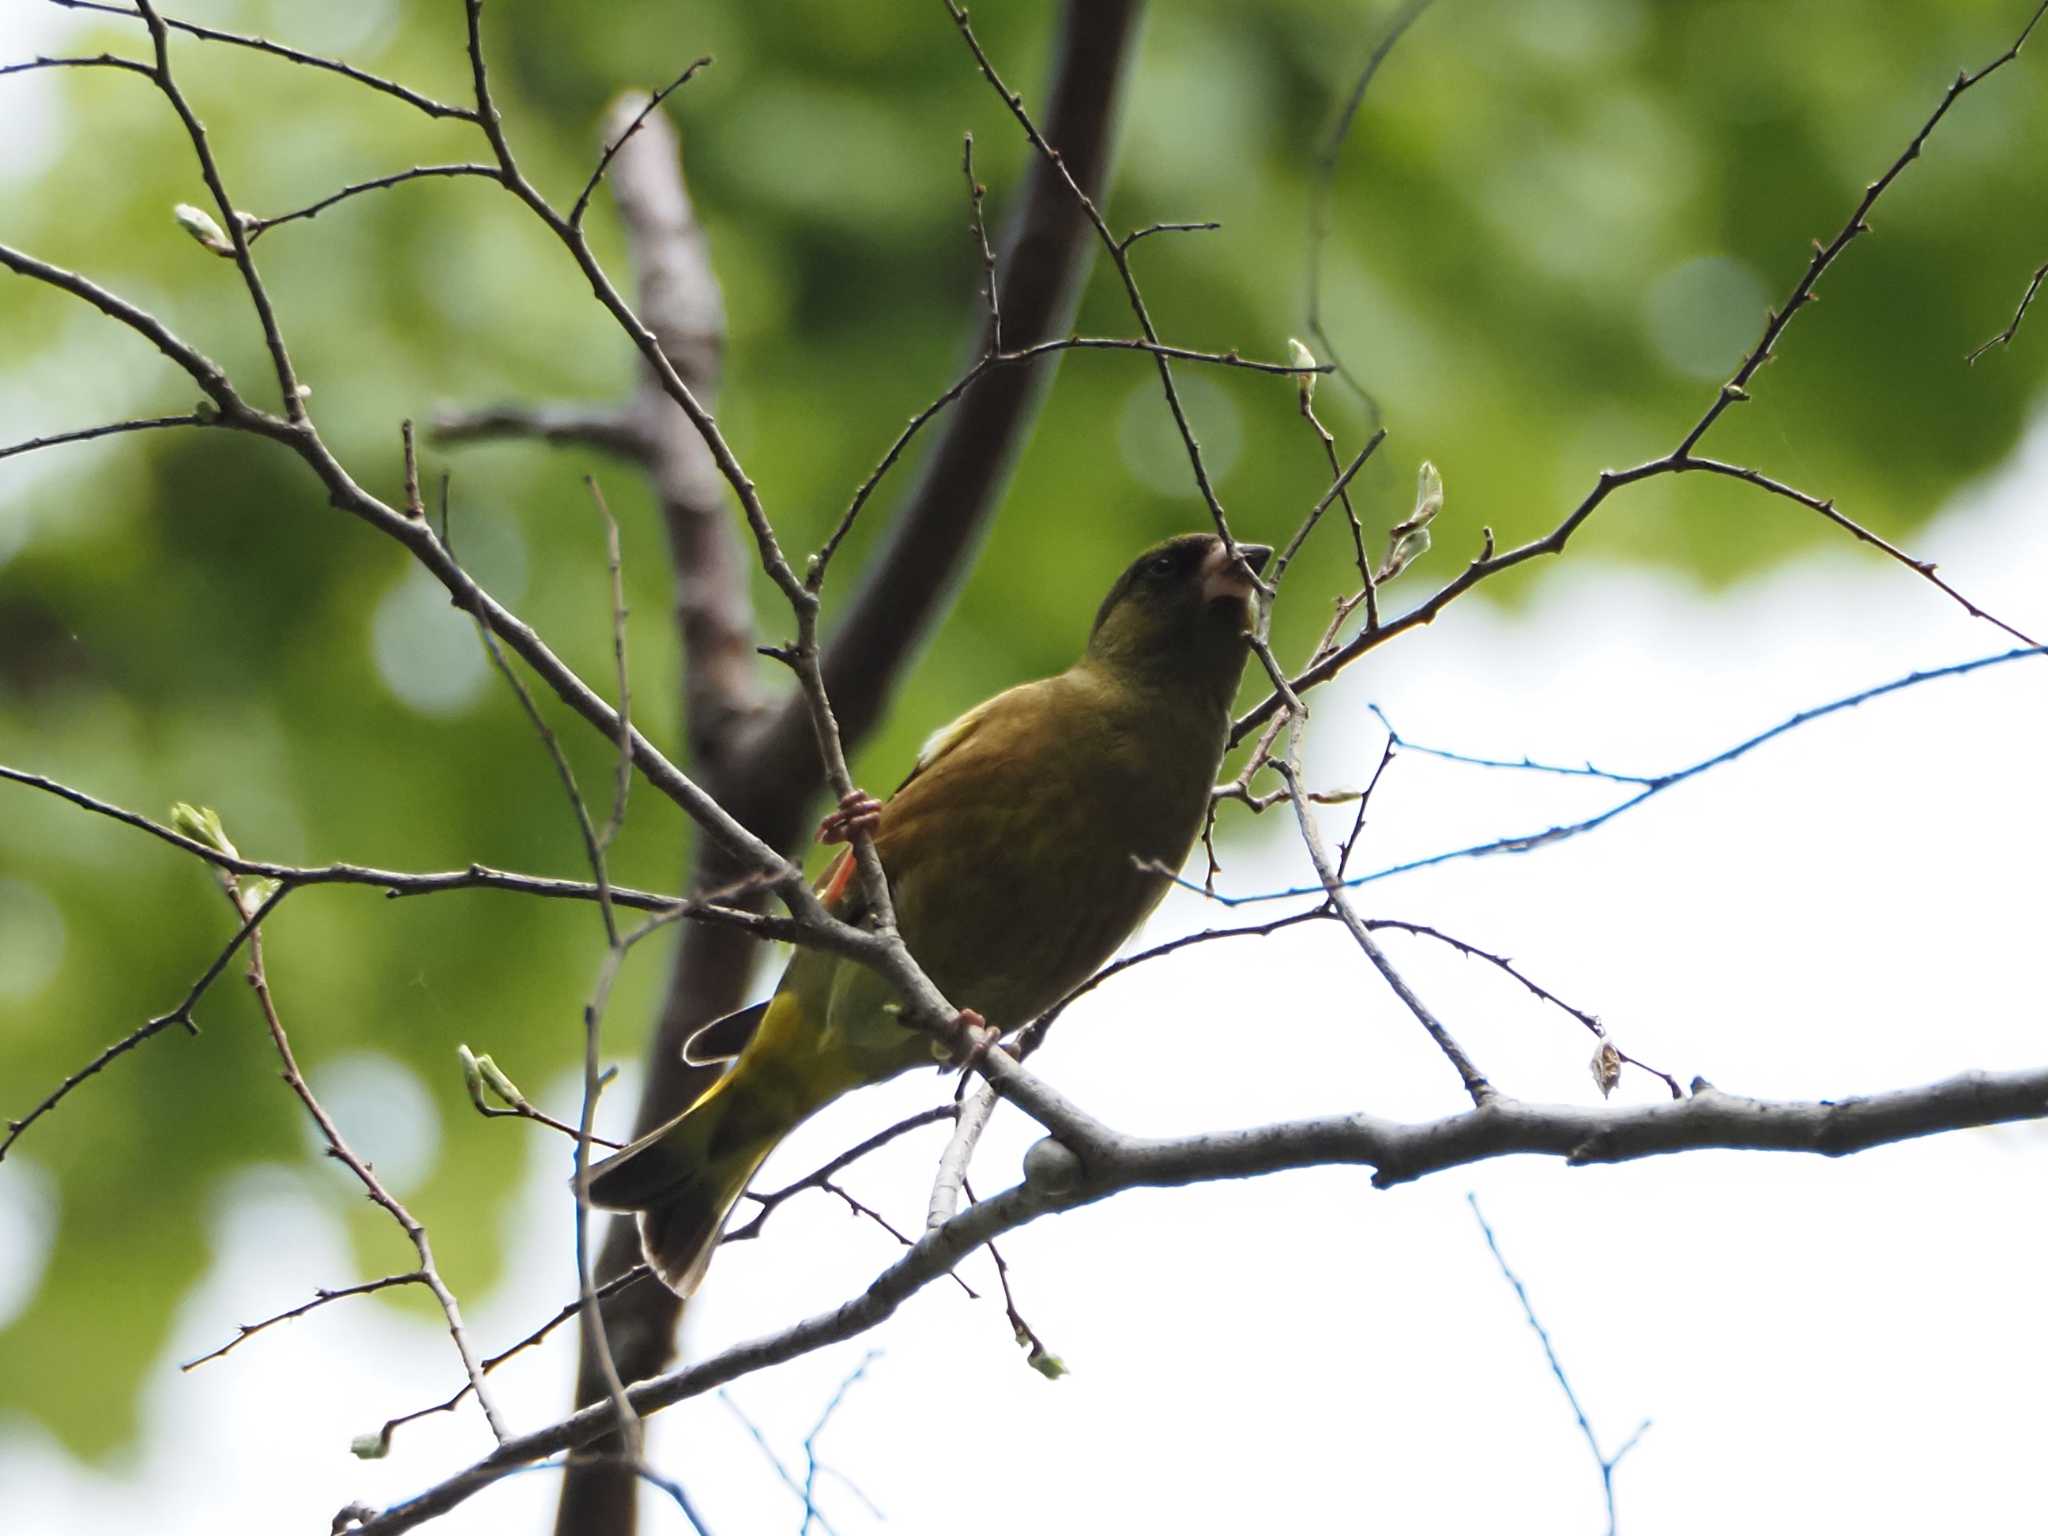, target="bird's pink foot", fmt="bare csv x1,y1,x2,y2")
817,788,883,845
950,1008,999,1071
